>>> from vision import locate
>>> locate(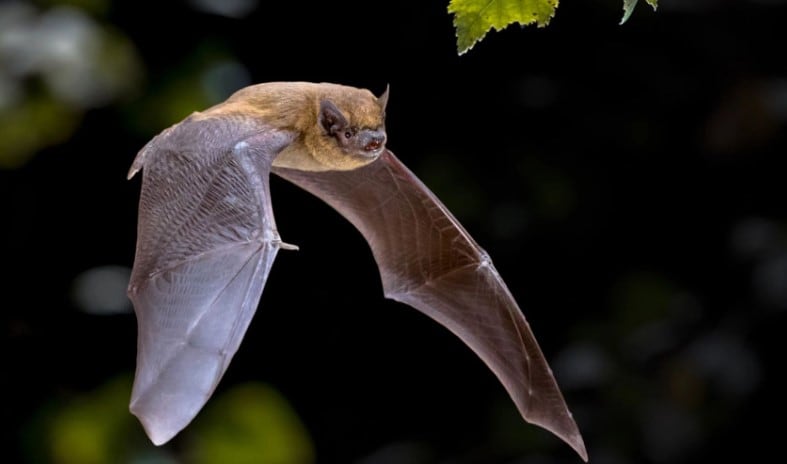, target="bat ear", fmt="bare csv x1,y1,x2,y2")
319,99,348,135
377,84,390,112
